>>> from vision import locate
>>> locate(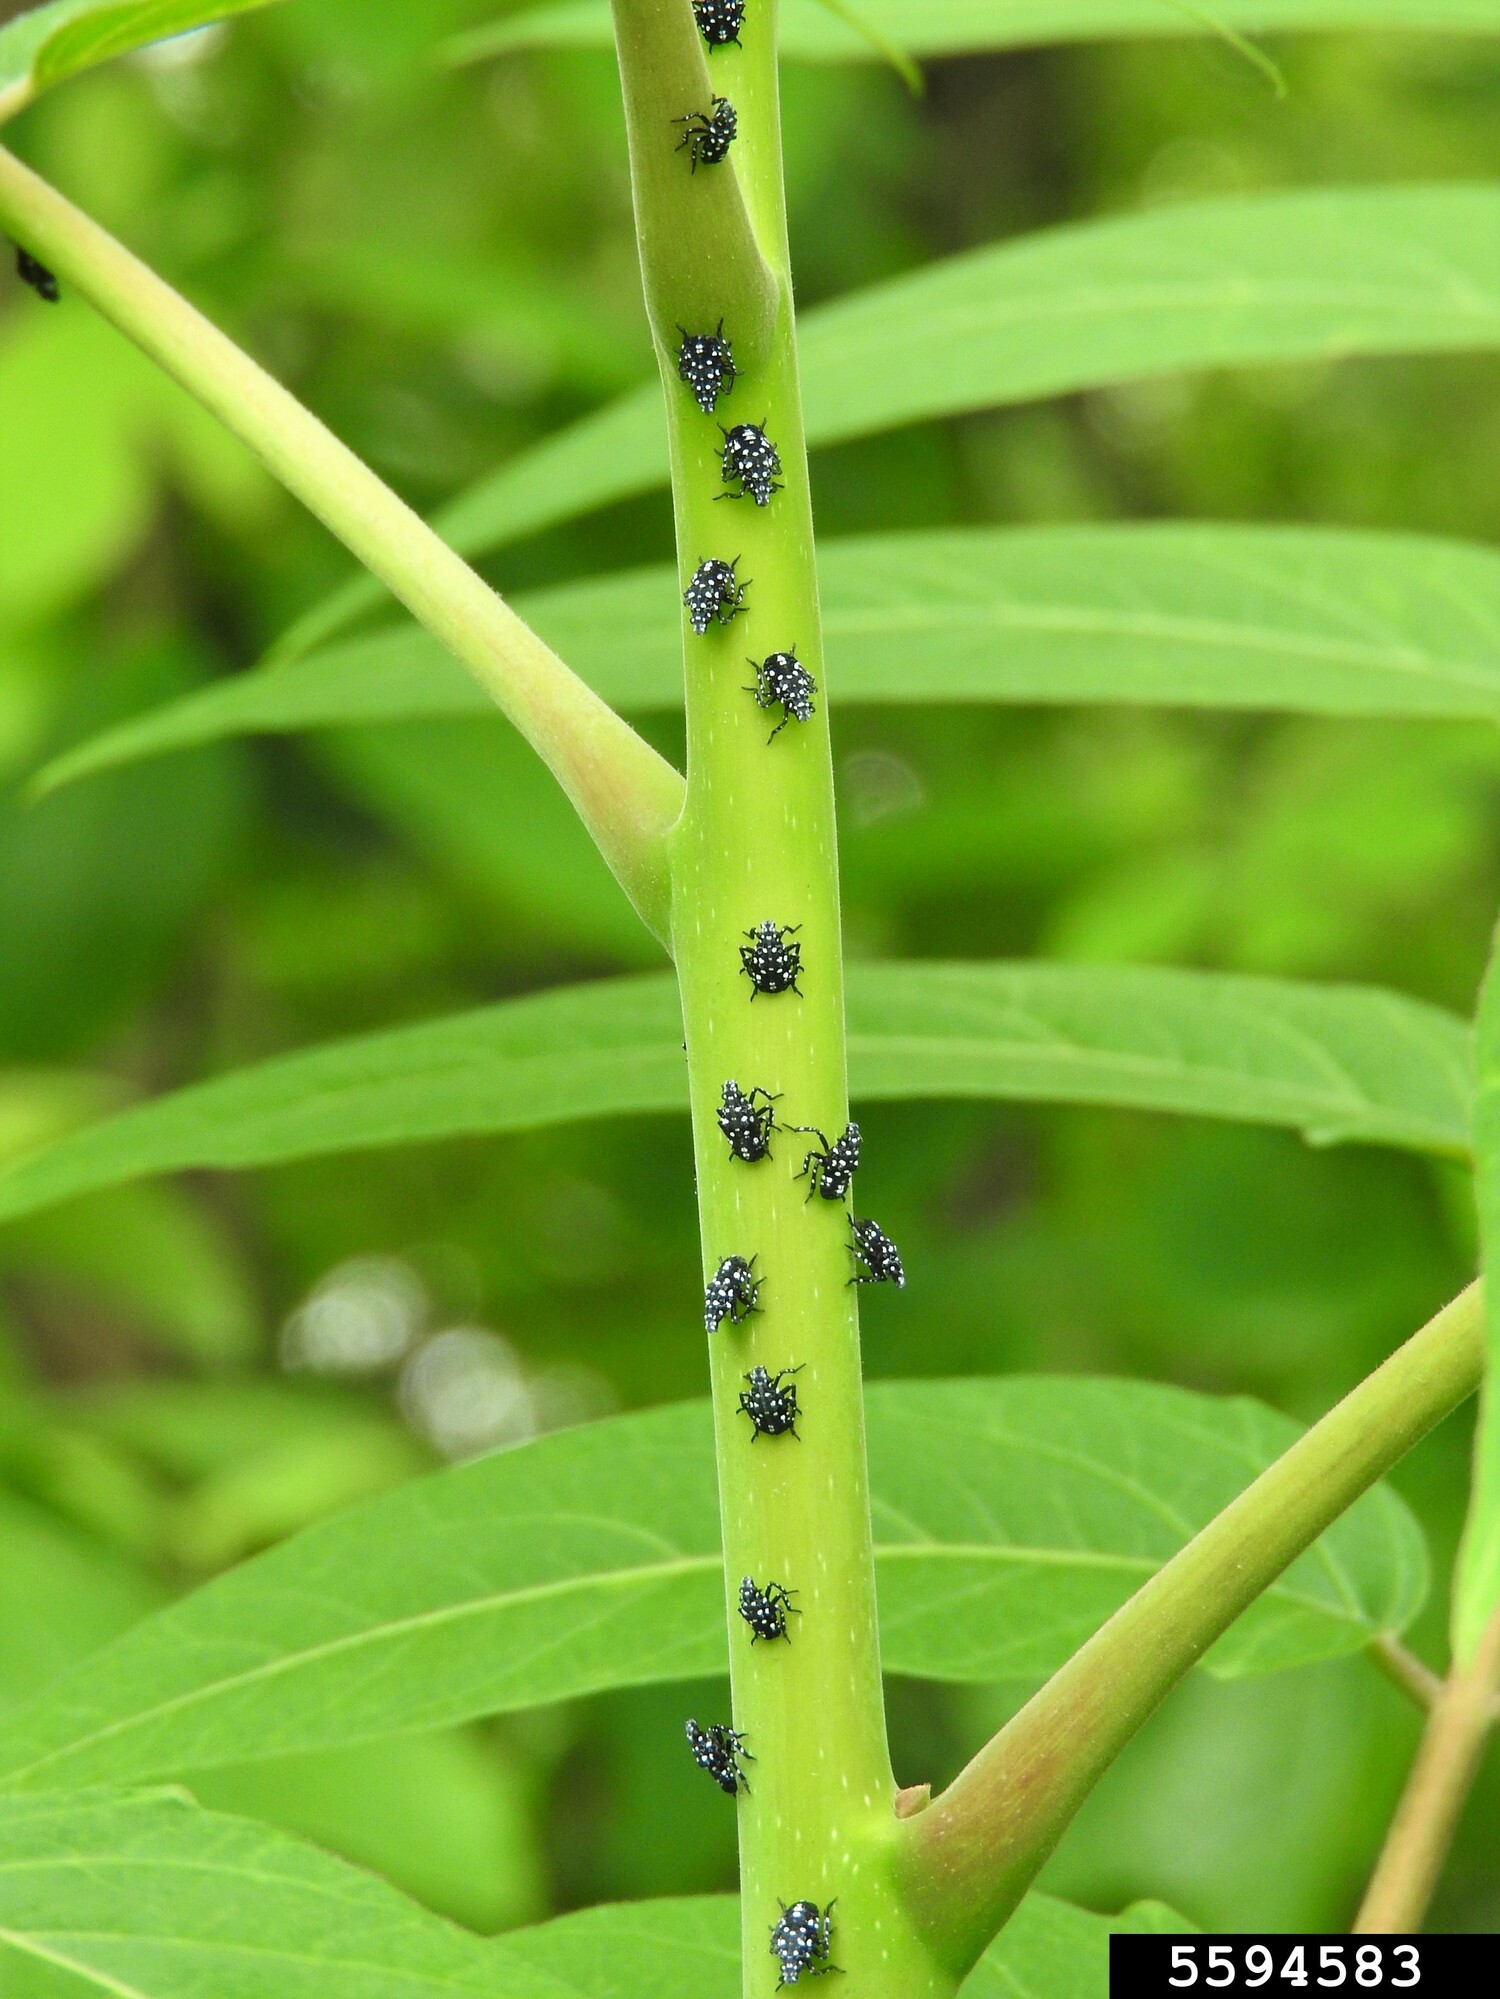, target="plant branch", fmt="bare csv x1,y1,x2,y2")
0,141,683,944
611,3,950,1994
1369,1635,1444,1713
895,1280,1486,1975
1354,1602,1500,1932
